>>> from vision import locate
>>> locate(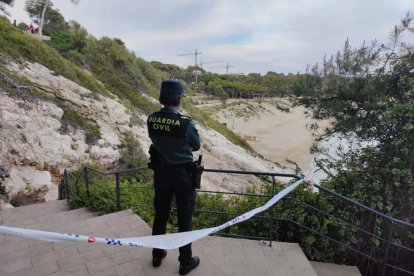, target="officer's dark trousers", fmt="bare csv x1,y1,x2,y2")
152,164,196,264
